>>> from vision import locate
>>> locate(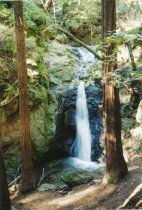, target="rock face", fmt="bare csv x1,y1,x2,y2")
2,40,79,179
55,82,103,162
2,102,56,180
2,40,103,179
